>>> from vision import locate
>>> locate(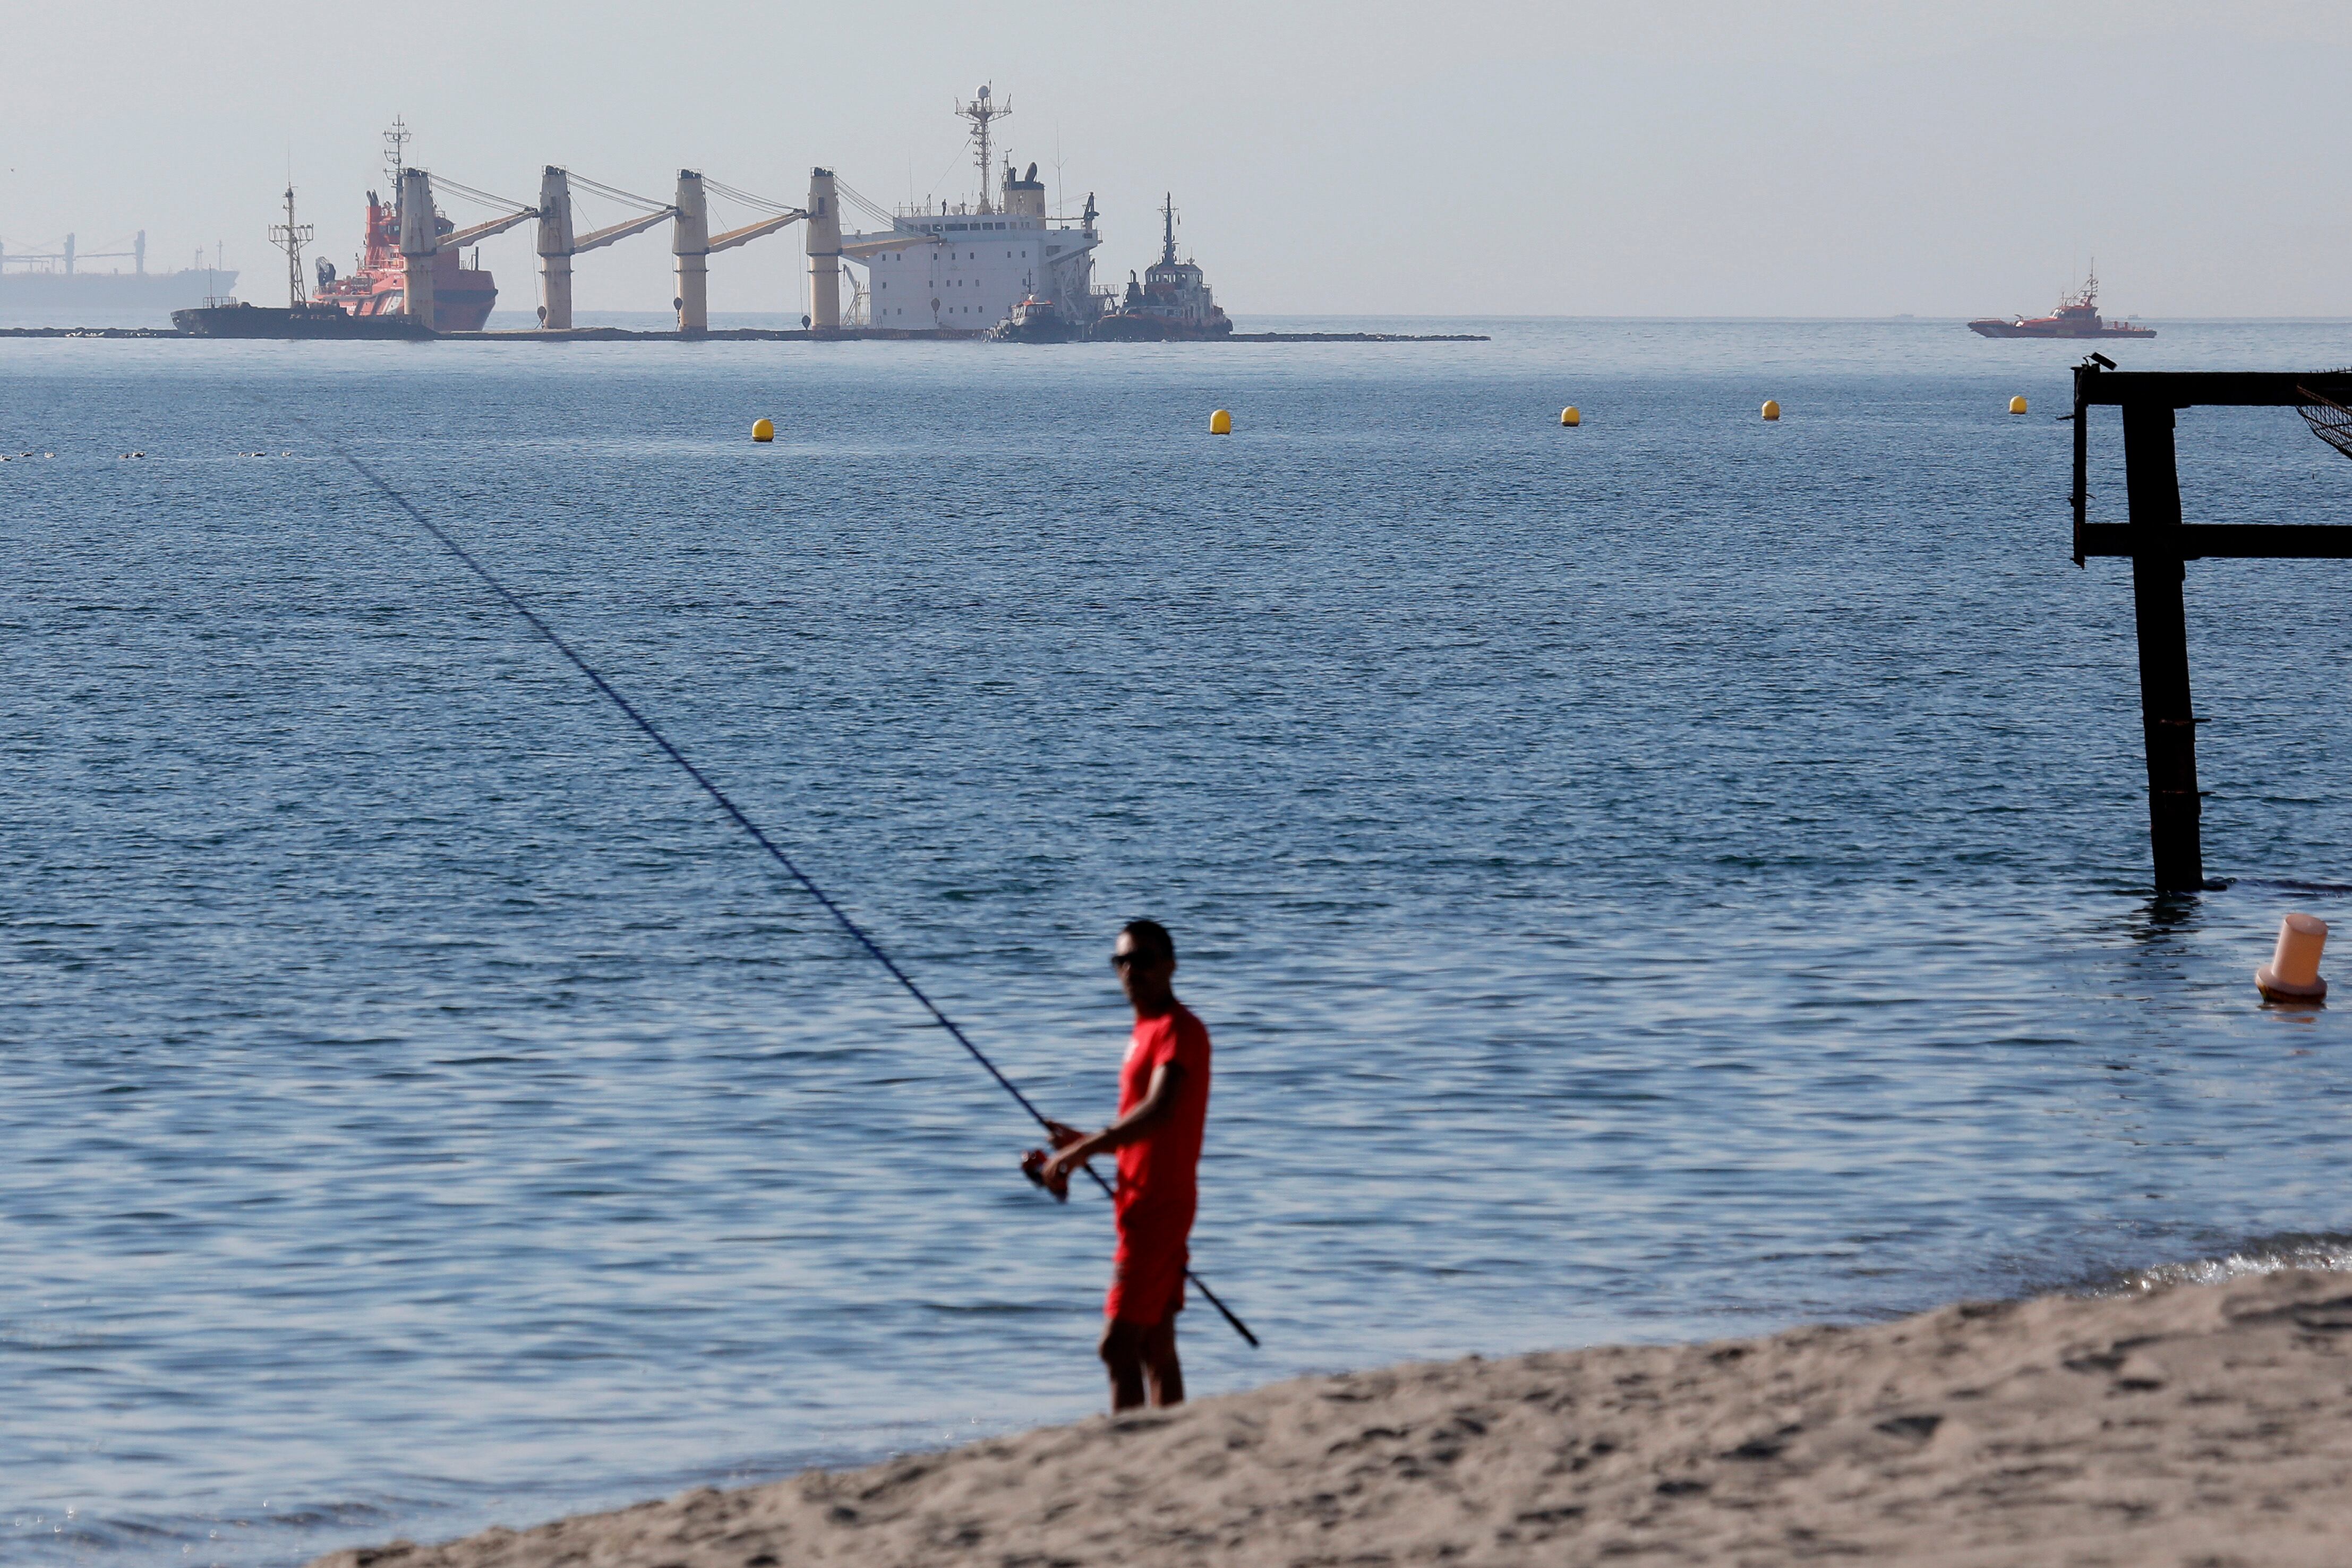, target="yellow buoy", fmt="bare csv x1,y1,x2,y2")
1760,399,1782,422
2009,395,2029,415
751,417,775,443
1560,406,1581,427
1209,408,1233,435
